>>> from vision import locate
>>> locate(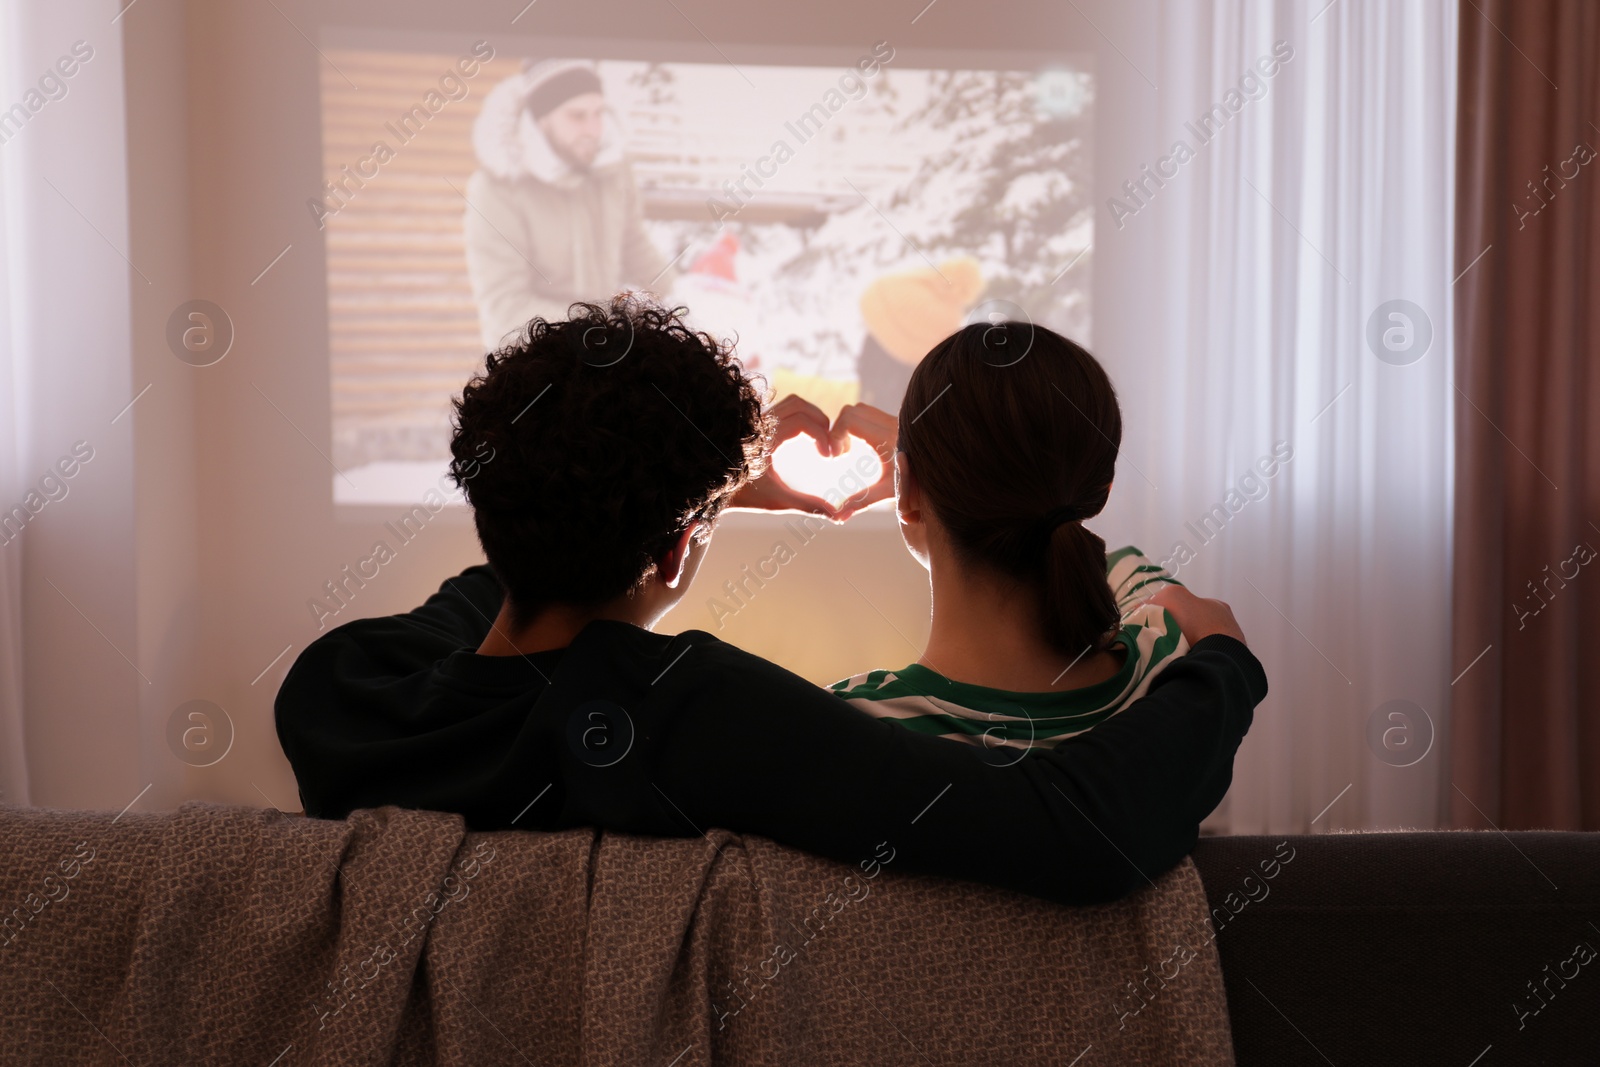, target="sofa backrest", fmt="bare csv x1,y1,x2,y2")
1,801,1234,1065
